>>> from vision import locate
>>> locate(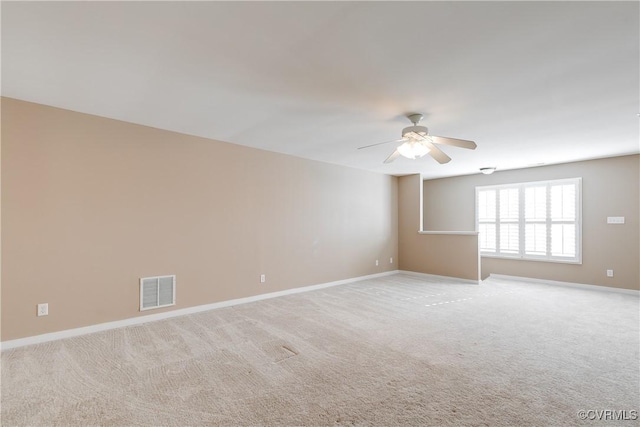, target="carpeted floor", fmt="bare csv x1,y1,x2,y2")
1,273,639,426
